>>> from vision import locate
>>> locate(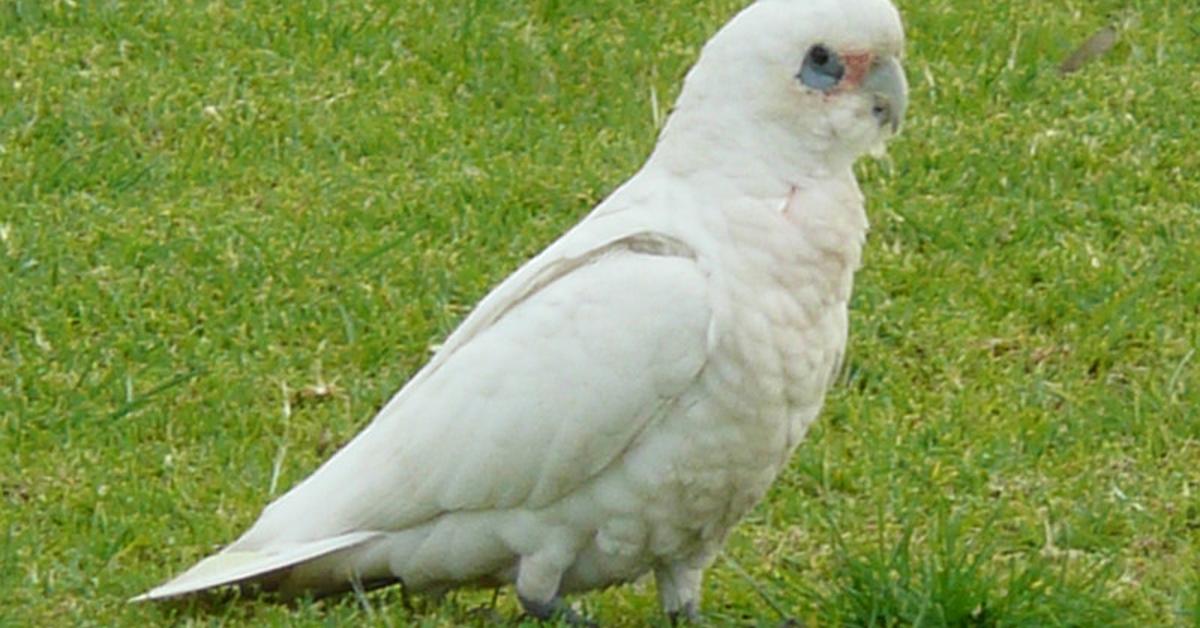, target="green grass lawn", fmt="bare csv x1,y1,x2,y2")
2,0,1198,625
